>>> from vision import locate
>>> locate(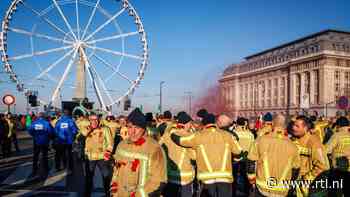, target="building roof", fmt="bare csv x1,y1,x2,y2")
244,29,350,60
